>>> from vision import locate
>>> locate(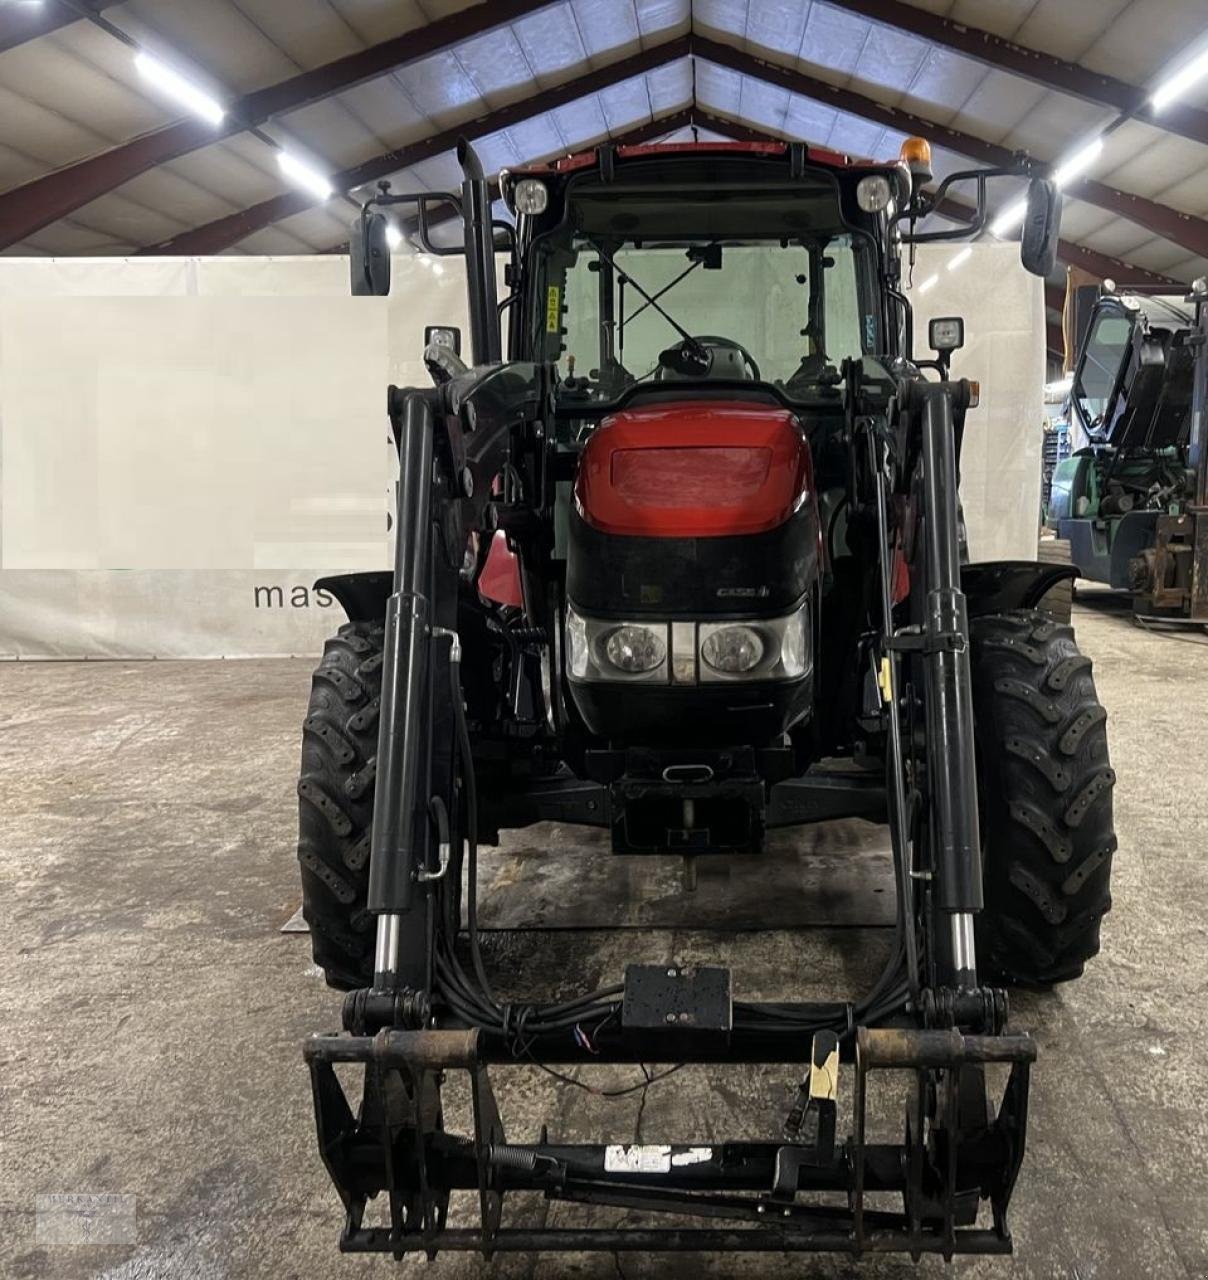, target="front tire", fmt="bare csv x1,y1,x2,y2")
297,621,382,989
970,609,1116,984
